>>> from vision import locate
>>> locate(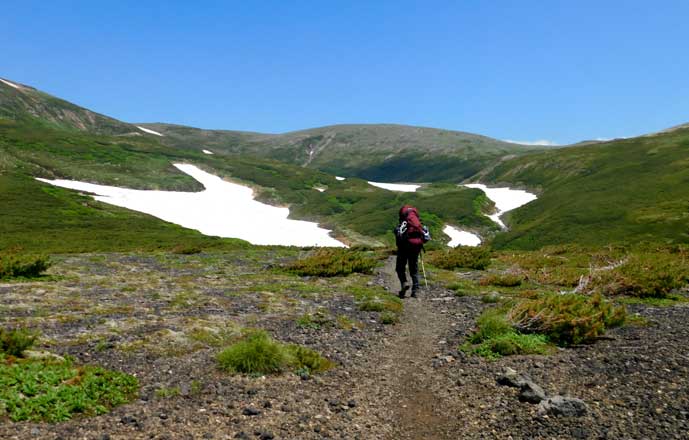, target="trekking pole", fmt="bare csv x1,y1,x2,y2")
420,252,428,288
